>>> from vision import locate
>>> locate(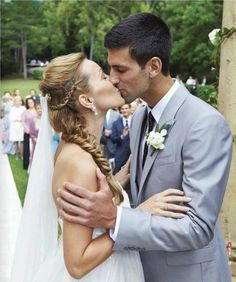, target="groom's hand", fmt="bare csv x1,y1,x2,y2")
57,168,117,229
